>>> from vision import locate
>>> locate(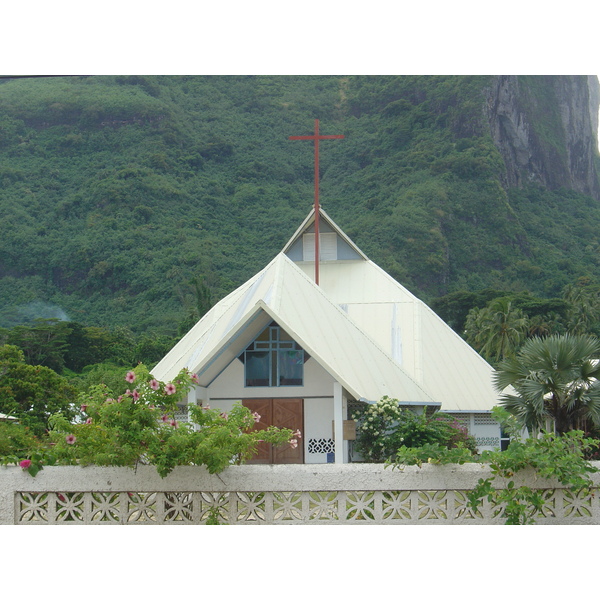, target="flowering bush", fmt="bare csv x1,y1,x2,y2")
0,421,47,475
352,396,477,462
8,364,295,478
